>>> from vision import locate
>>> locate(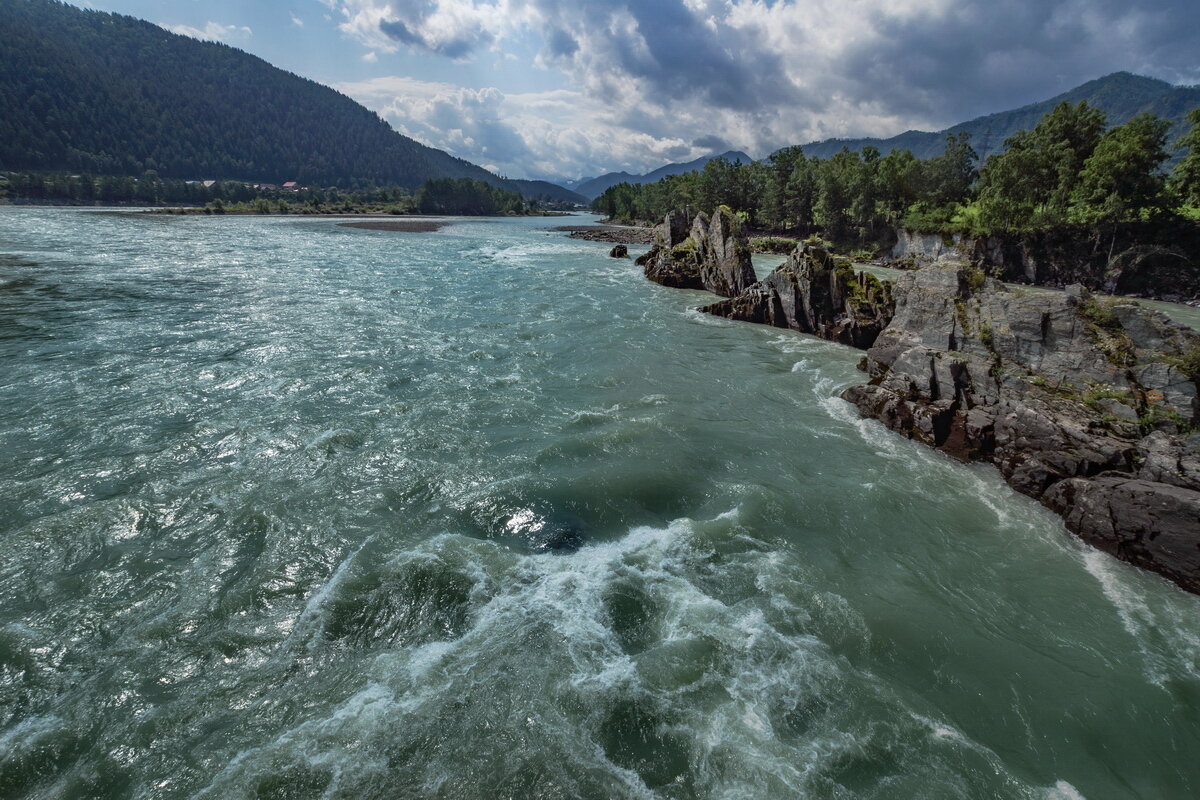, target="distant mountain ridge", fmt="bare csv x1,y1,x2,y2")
570,151,753,200
792,73,1200,162
570,73,1199,198
0,0,584,204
